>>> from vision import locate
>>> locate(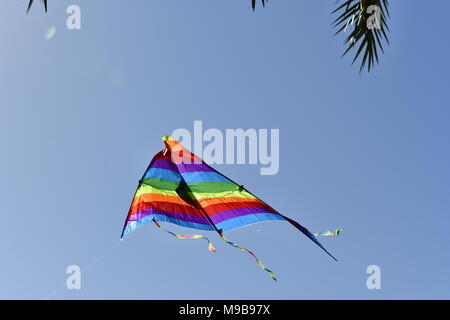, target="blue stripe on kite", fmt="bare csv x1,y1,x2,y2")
143,168,181,182
176,162,215,173
122,214,215,237
180,171,231,183
215,212,285,232
152,214,215,231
